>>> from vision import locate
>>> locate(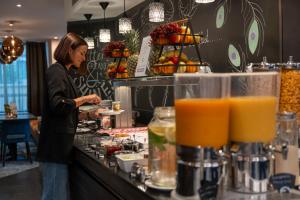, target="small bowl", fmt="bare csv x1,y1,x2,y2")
115,153,147,173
